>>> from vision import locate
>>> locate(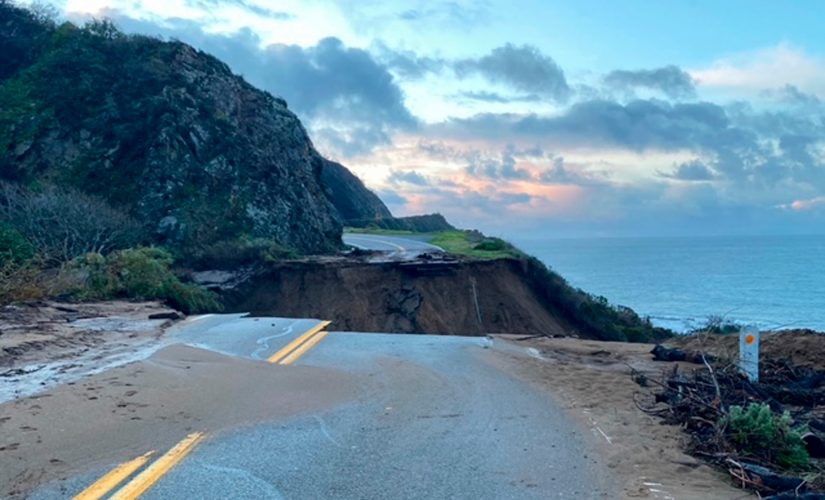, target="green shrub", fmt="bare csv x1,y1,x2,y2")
725,403,809,470
0,223,34,265
693,315,742,334
73,247,220,313
473,238,509,252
